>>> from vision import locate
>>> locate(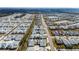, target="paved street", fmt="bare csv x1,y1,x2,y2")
41,14,56,51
